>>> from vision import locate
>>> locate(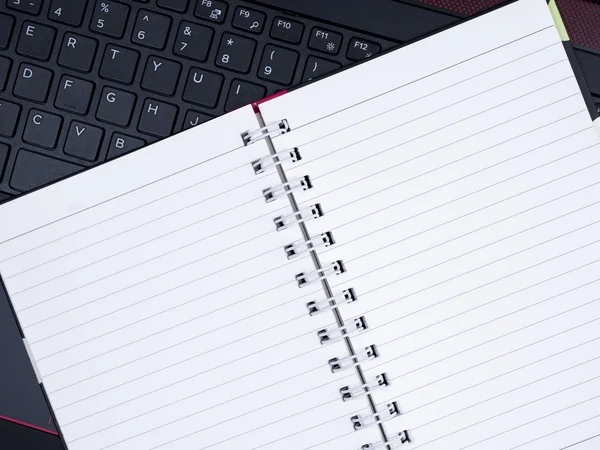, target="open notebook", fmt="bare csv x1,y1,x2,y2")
1,0,600,448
